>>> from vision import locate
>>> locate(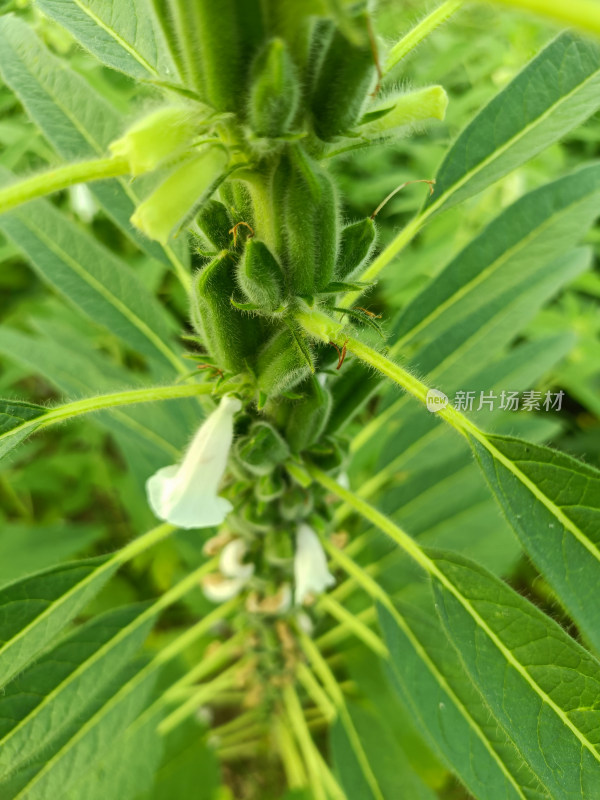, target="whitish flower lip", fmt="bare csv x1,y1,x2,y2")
202,573,248,603
220,538,255,580
146,395,241,529
294,524,335,605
